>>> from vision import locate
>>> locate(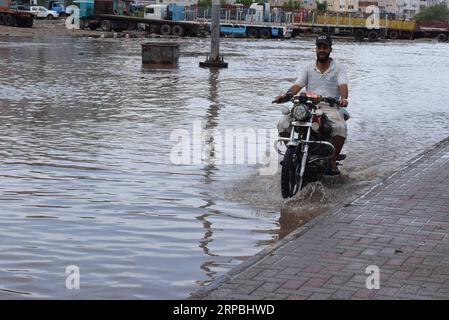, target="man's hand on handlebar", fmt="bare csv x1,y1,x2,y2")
273,92,347,107
273,92,293,104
